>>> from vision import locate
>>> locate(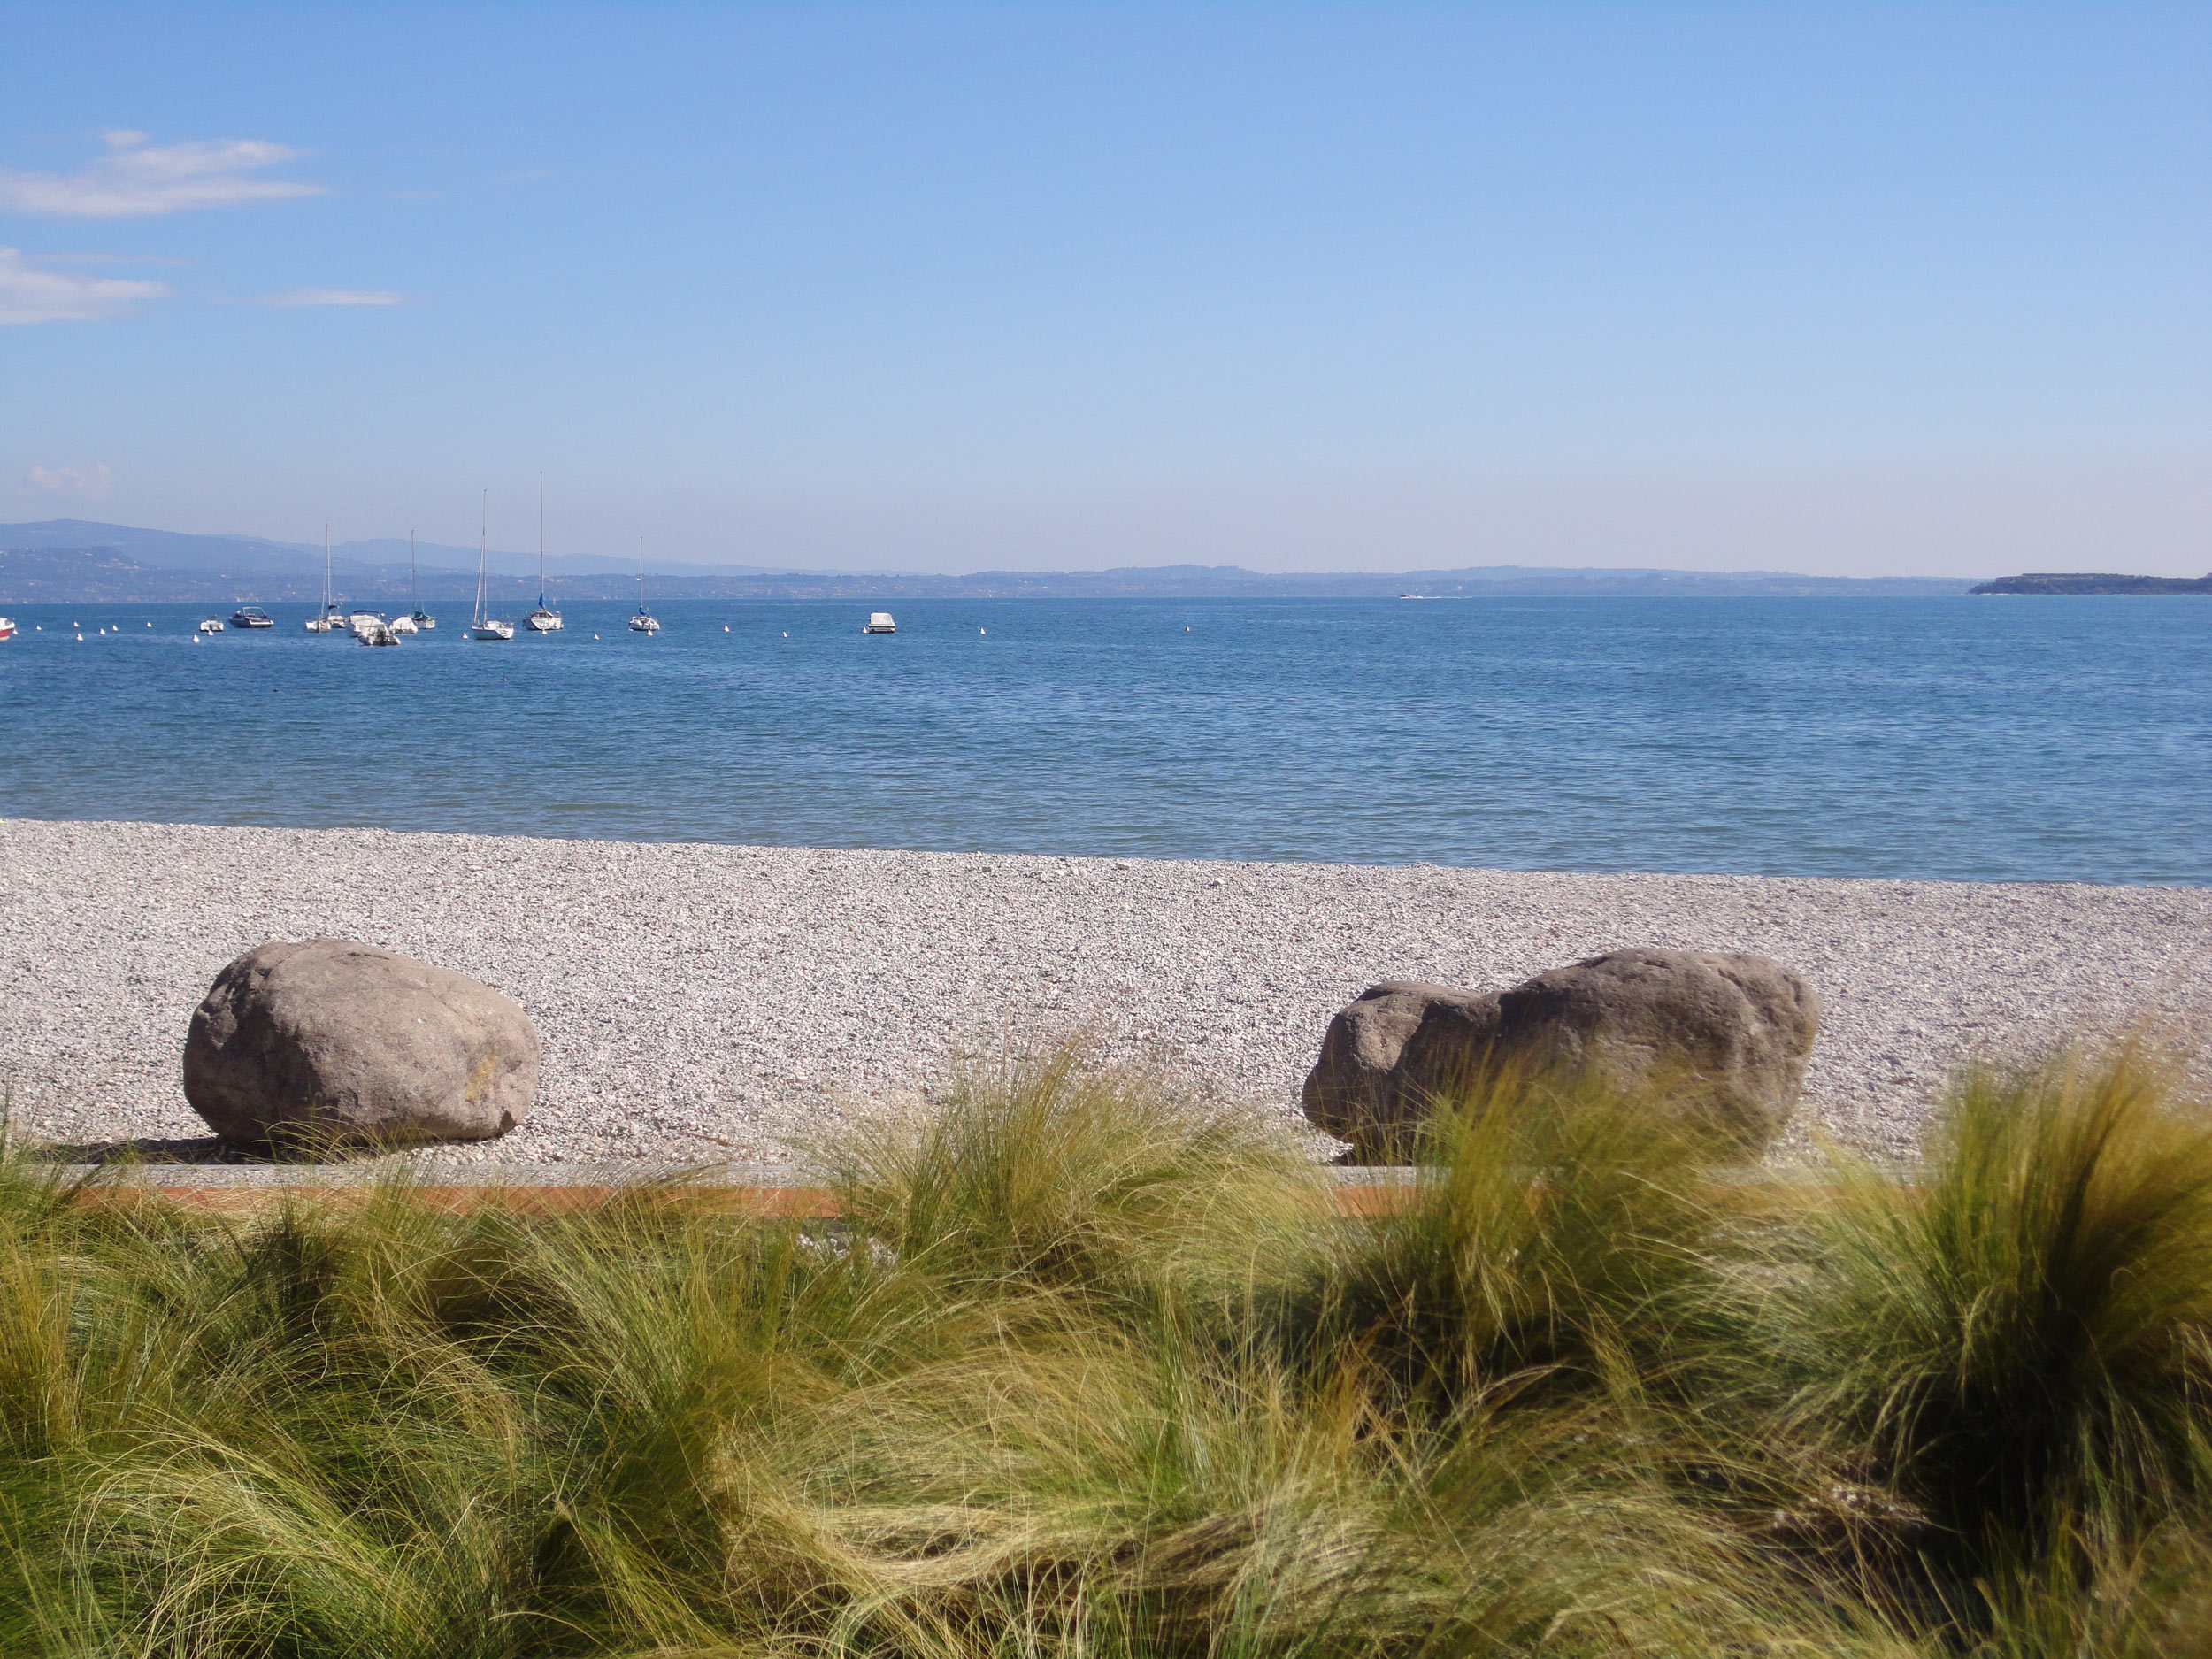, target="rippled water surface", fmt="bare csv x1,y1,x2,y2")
3,596,2205,882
